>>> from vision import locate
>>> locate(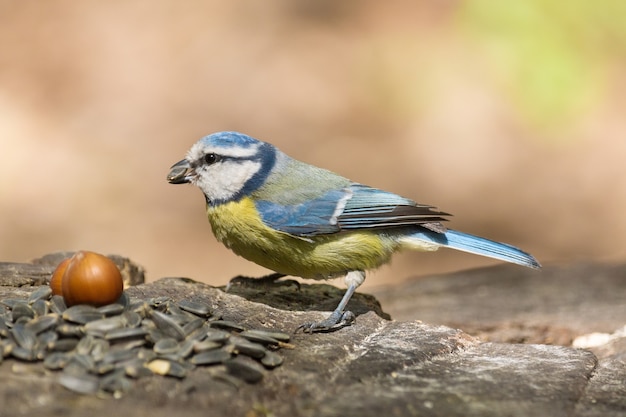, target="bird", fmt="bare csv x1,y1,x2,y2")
167,131,540,332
